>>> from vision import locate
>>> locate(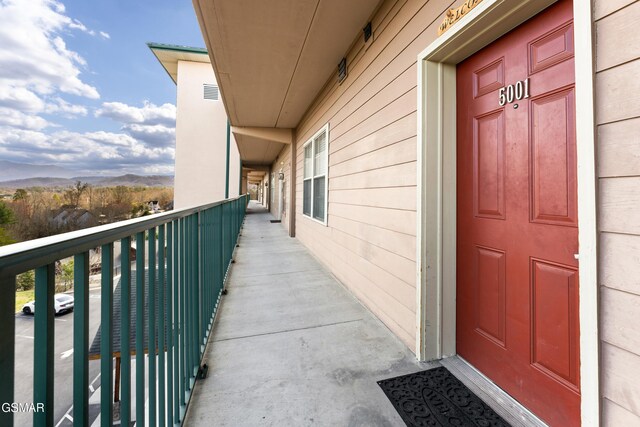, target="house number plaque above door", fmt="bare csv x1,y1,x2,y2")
498,78,530,106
